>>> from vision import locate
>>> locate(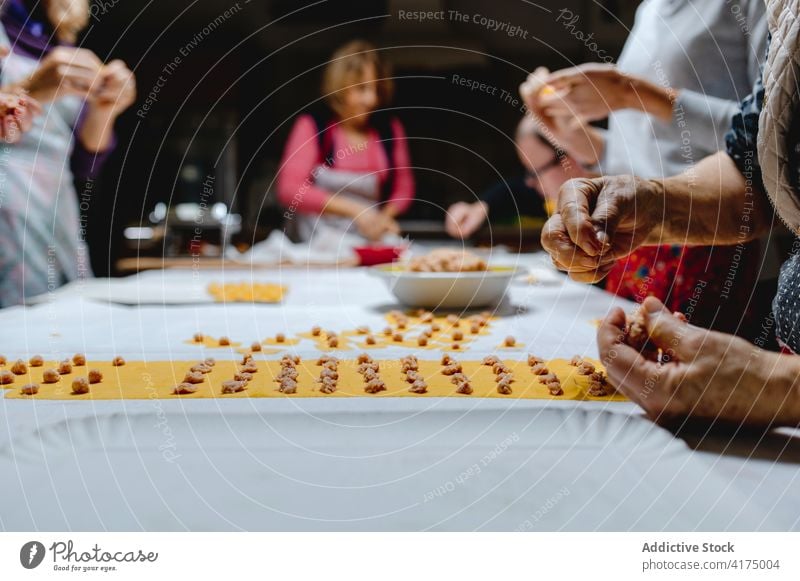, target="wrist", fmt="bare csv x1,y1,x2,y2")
85,102,120,120
641,177,668,243
769,353,800,426
627,75,674,121
349,202,373,221
5,80,32,98
618,72,640,111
